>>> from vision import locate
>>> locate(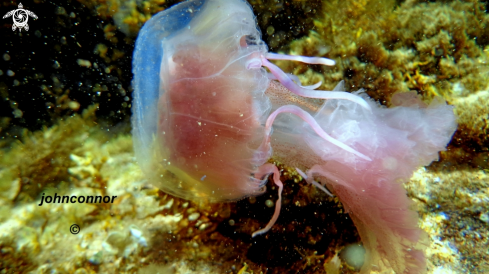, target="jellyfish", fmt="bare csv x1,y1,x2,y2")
131,0,457,273
132,0,369,203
